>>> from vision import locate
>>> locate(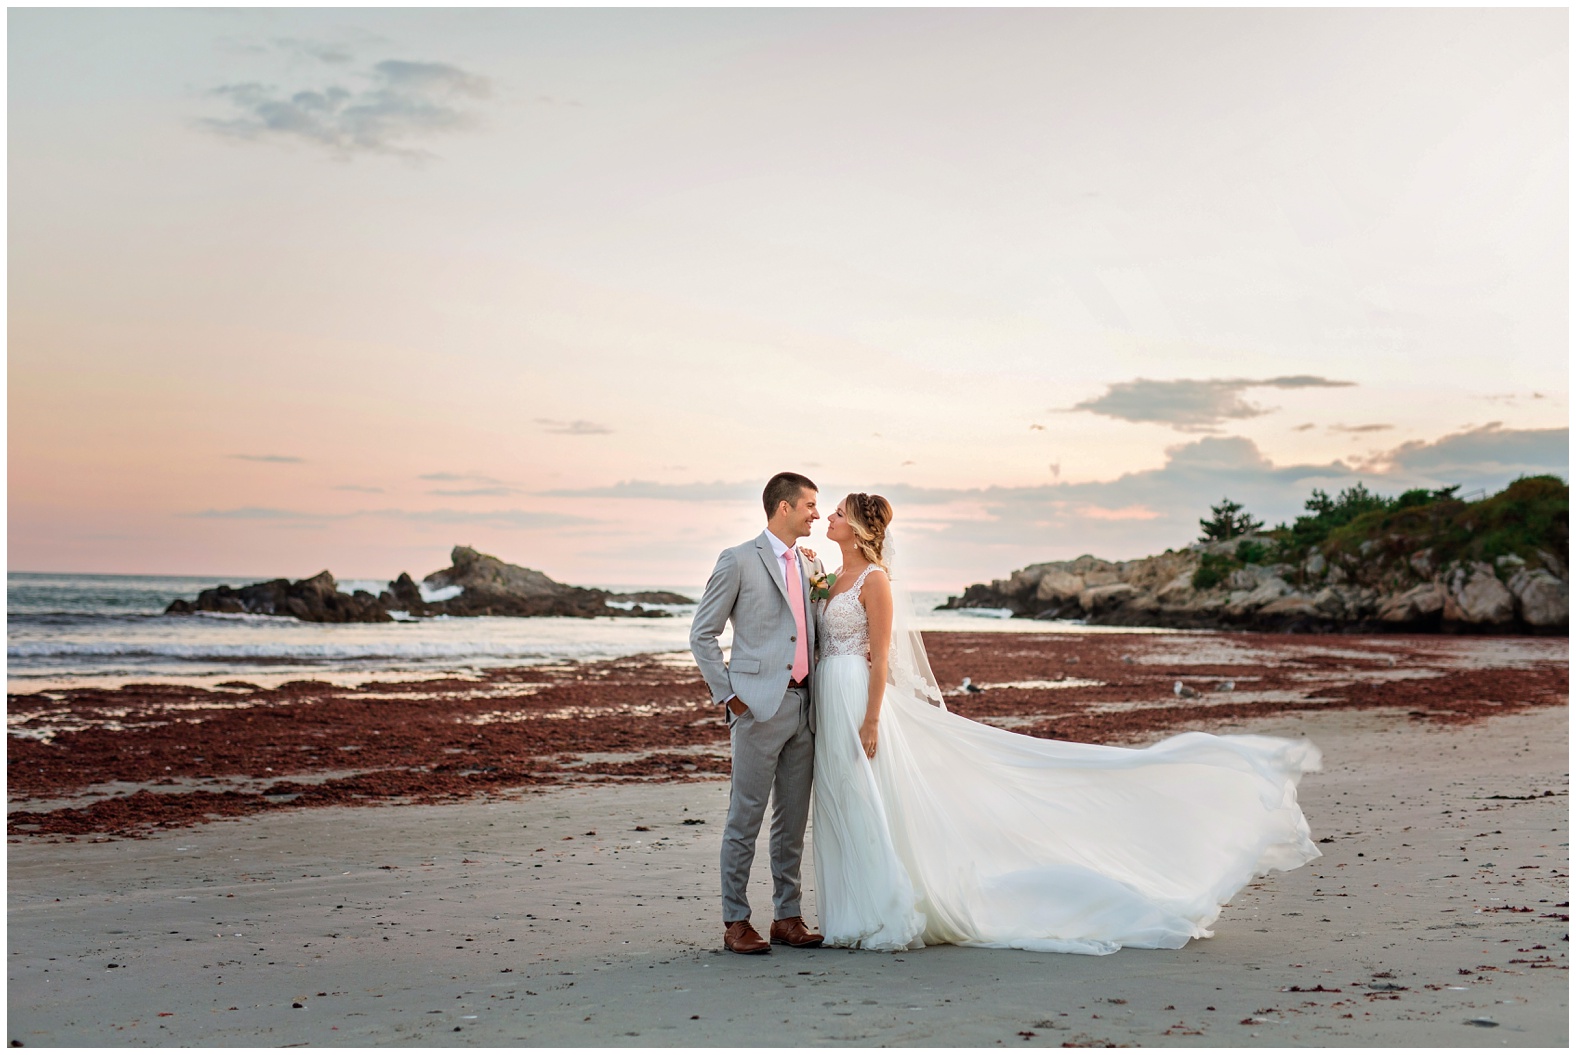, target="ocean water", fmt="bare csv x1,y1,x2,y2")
7,571,1111,693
